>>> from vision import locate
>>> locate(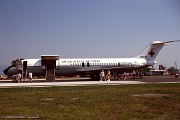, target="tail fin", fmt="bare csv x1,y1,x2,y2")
137,40,180,61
